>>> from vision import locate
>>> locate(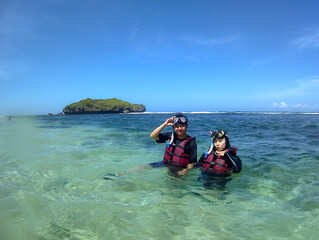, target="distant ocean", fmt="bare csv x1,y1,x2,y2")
1,113,318,239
